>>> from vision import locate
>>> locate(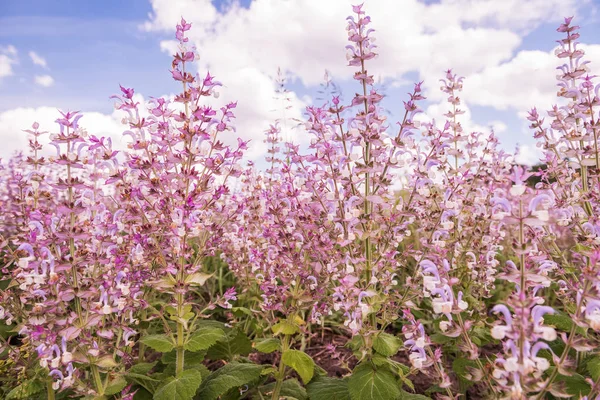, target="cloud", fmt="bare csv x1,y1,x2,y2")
461,44,600,112
0,45,18,80
515,143,544,165
138,0,591,162
0,106,128,158
34,75,55,87
29,51,48,68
